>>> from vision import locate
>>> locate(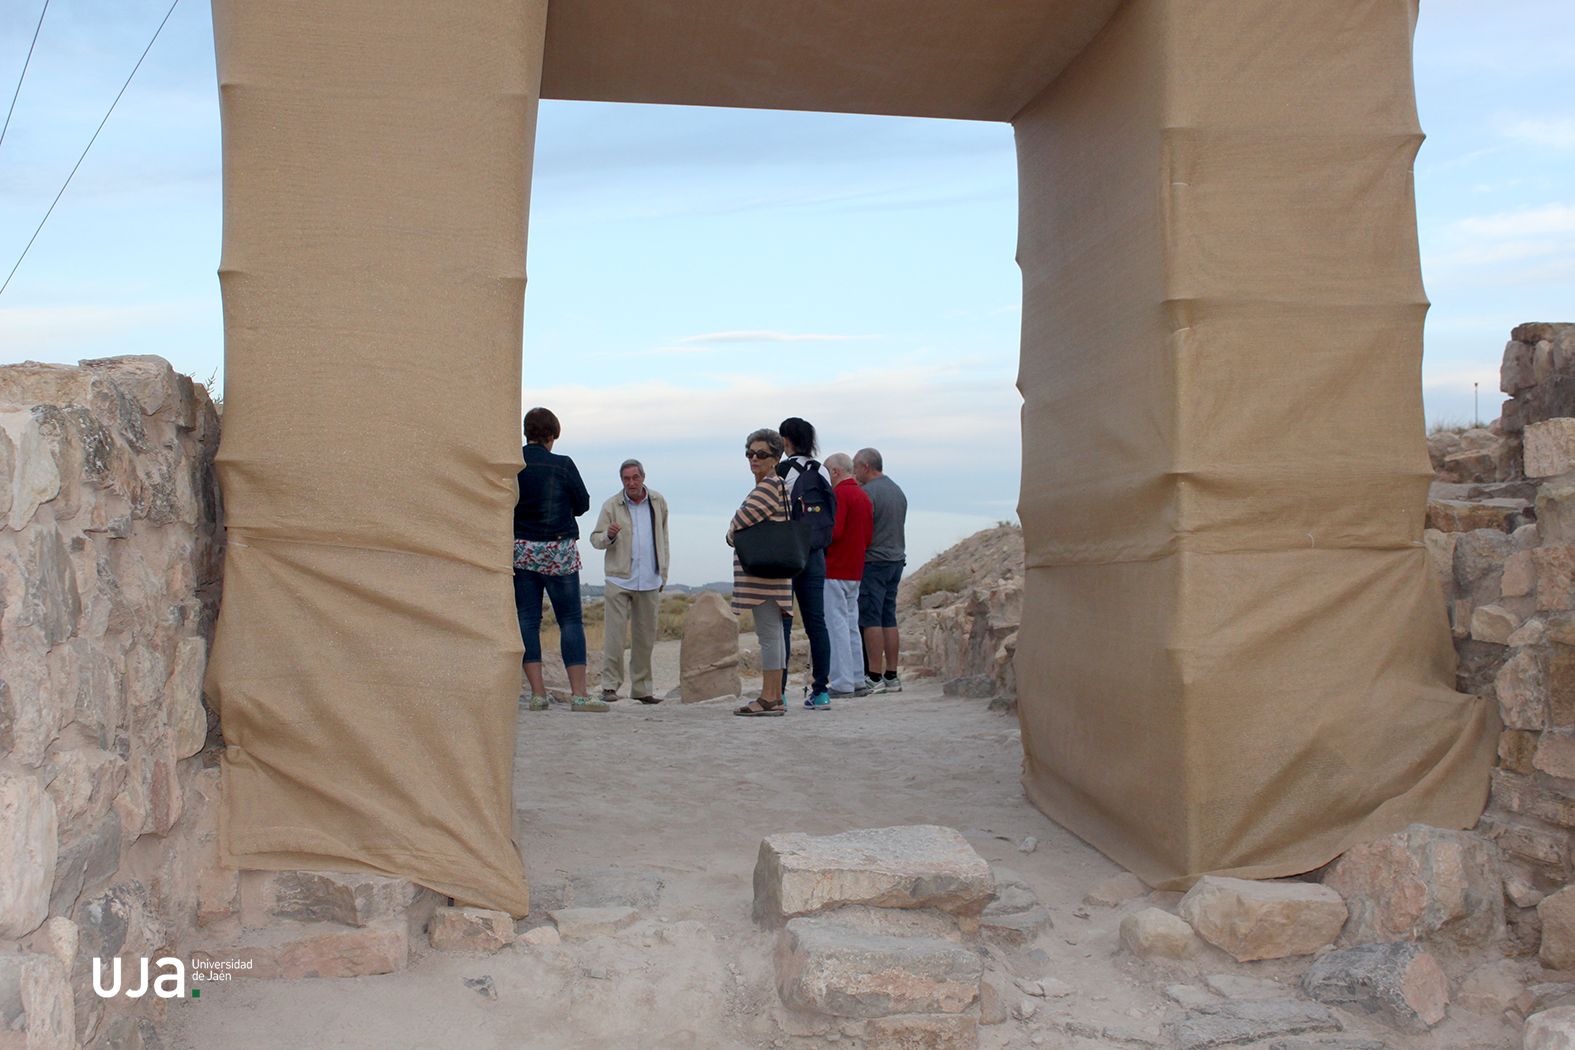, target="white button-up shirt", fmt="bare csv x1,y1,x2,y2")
604,492,662,592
